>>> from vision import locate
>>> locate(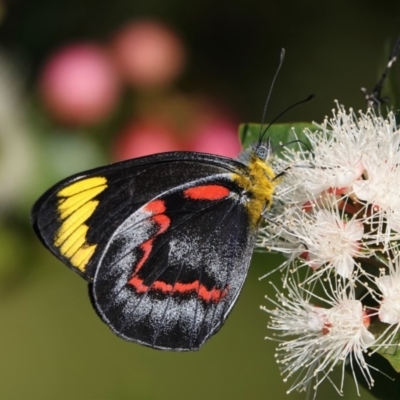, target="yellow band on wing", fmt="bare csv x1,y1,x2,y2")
58,176,107,197
54,176,108,272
